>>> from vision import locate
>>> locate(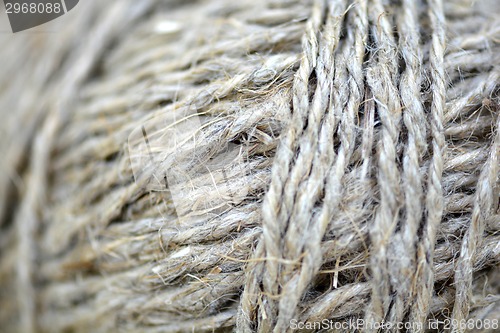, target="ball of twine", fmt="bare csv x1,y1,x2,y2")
0,0,499,332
